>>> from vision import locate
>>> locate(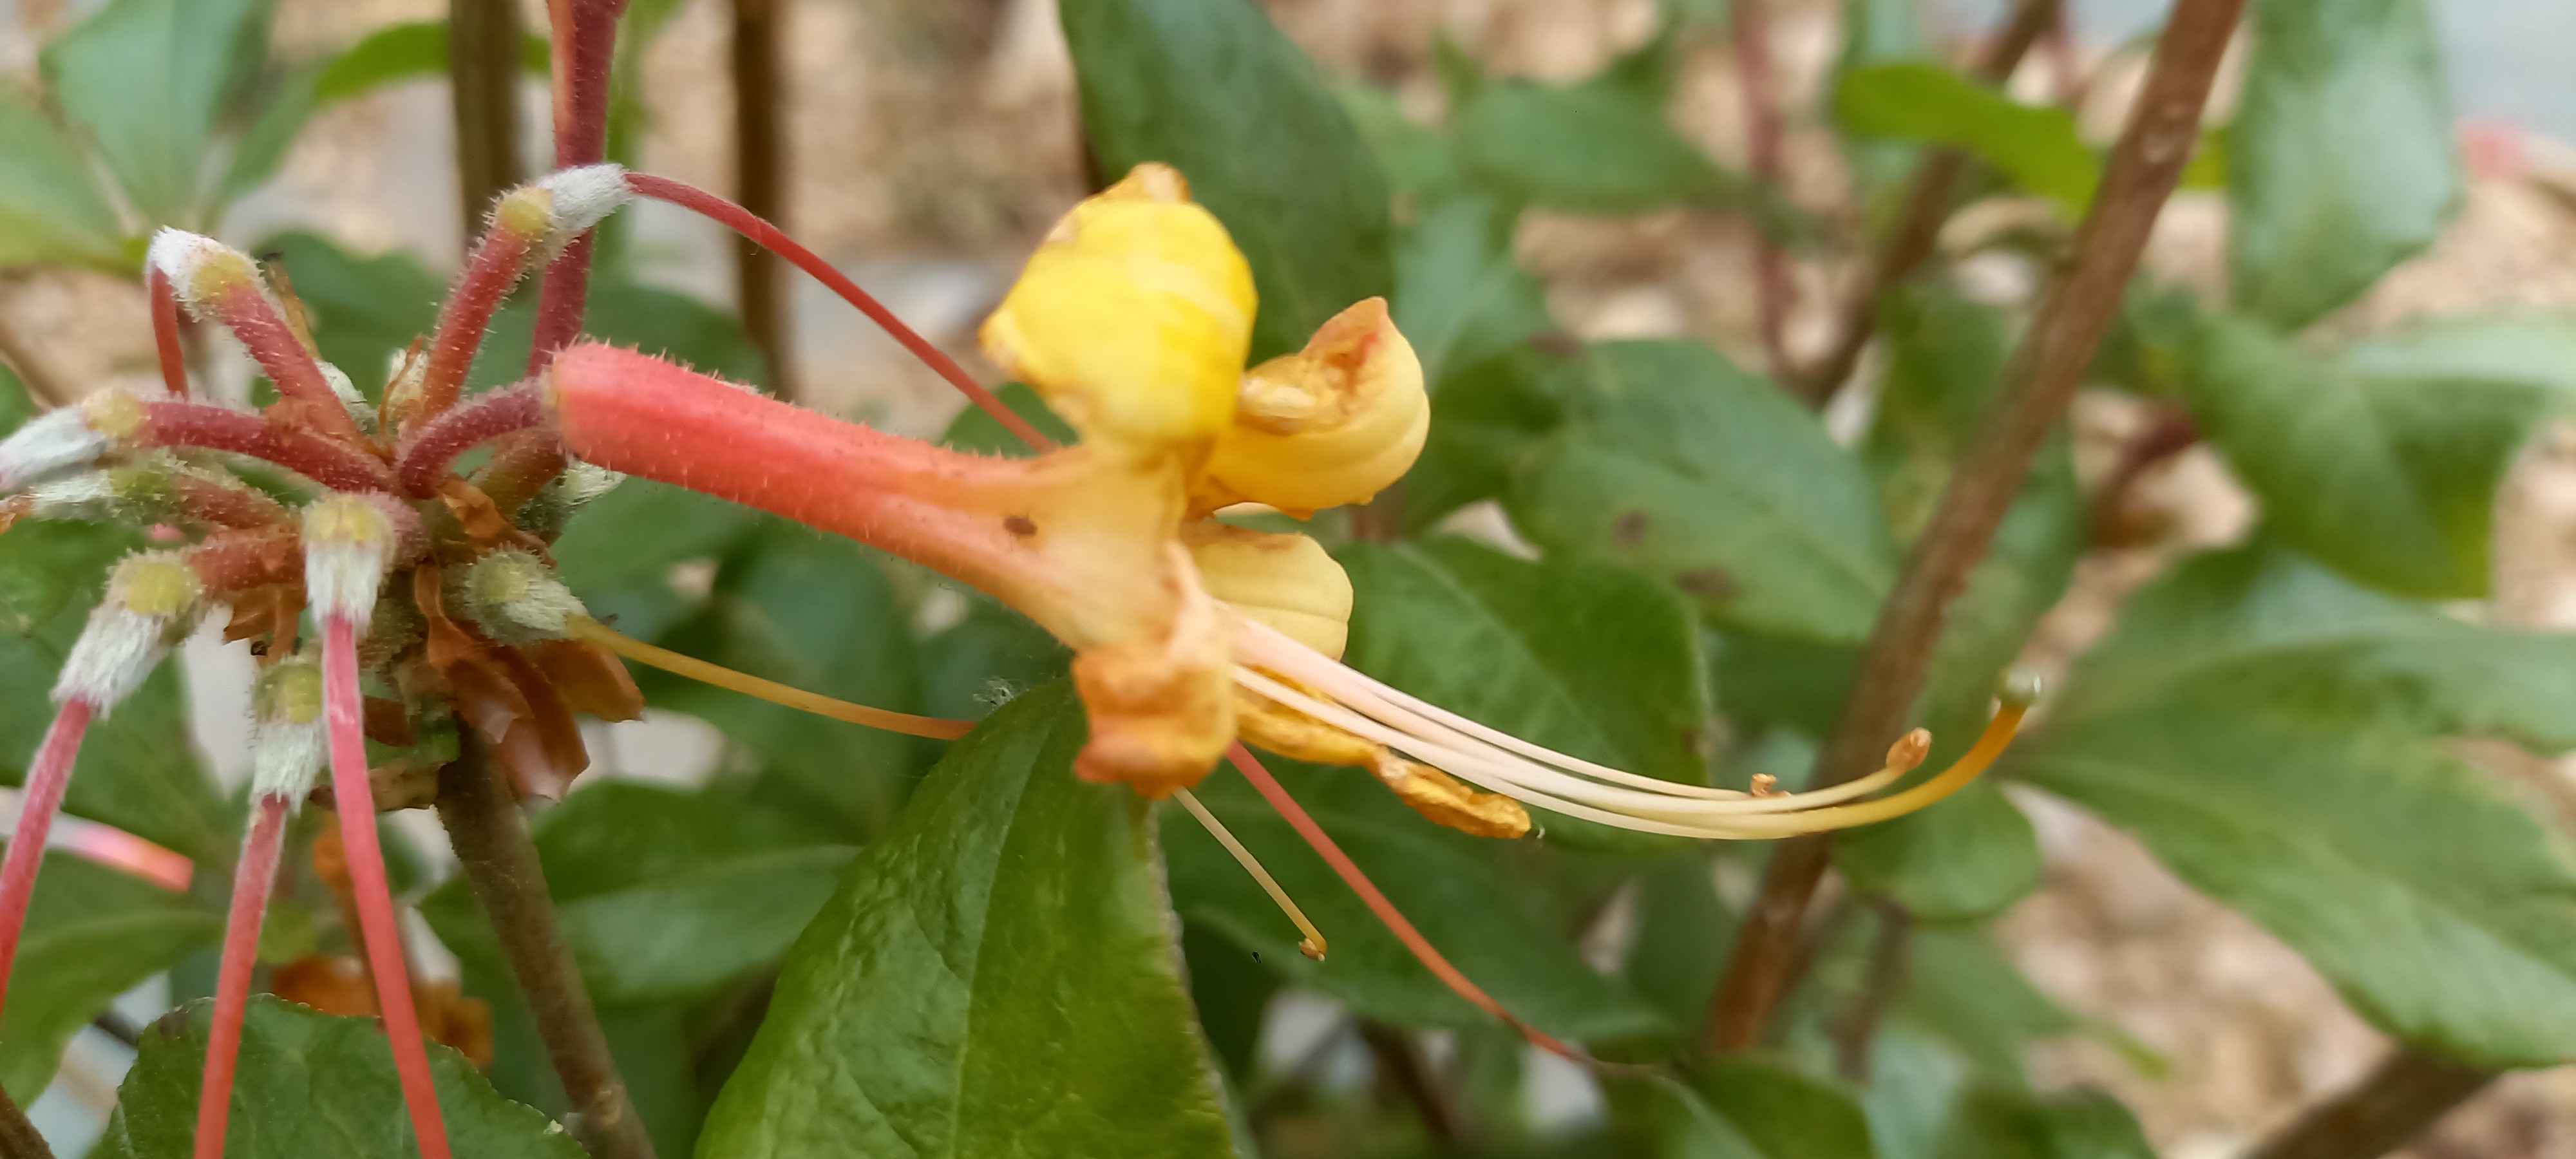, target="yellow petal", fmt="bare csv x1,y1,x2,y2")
1182,522,1352,659
1068,545,1237,796
1198,297,1428,516
1372,753,1530,838
980,164,1255,455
